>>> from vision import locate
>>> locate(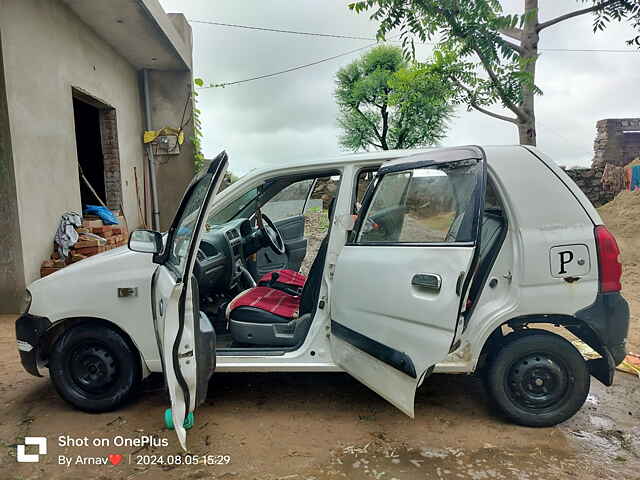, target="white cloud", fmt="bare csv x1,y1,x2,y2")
159,0,640,173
